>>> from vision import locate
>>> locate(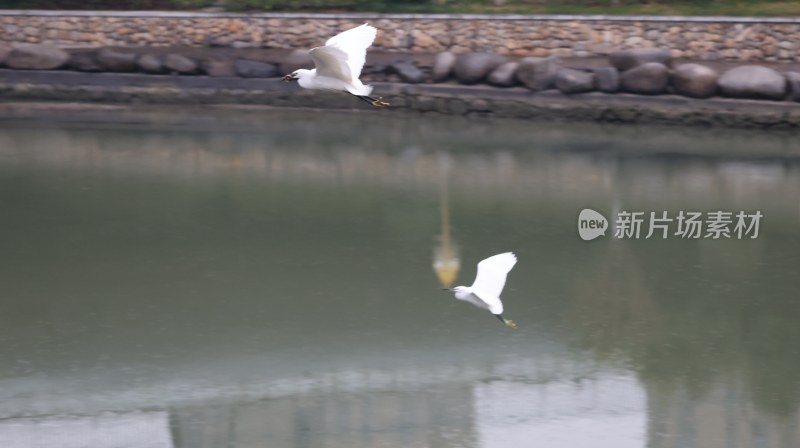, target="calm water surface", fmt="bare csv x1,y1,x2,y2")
1,108,799,448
